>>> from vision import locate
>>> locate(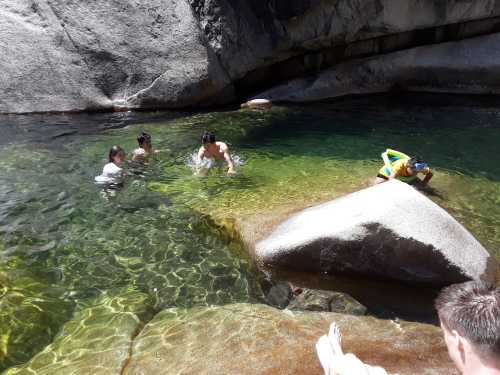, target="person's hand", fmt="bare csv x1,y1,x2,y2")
227,167,237,175
316,323,389,375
